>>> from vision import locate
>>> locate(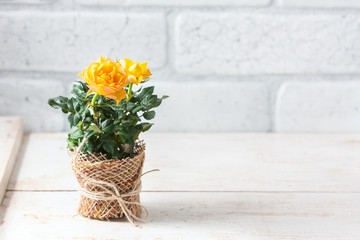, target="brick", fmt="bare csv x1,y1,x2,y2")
0,79,65,132
275,82,360,133
0,12,166,71
279,0,360,8
148,80,270,132
76,0,270,6
0,0,53,3
175,12,360,75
